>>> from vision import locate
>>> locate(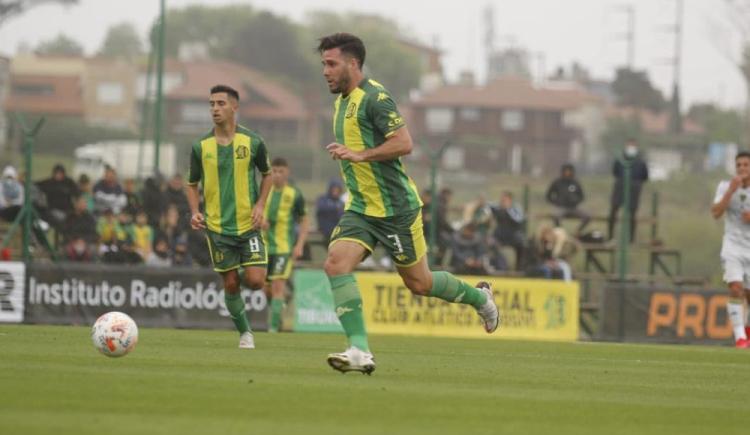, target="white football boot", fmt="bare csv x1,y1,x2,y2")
327,346,376,375
475,281,500,333
238,332,255,349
